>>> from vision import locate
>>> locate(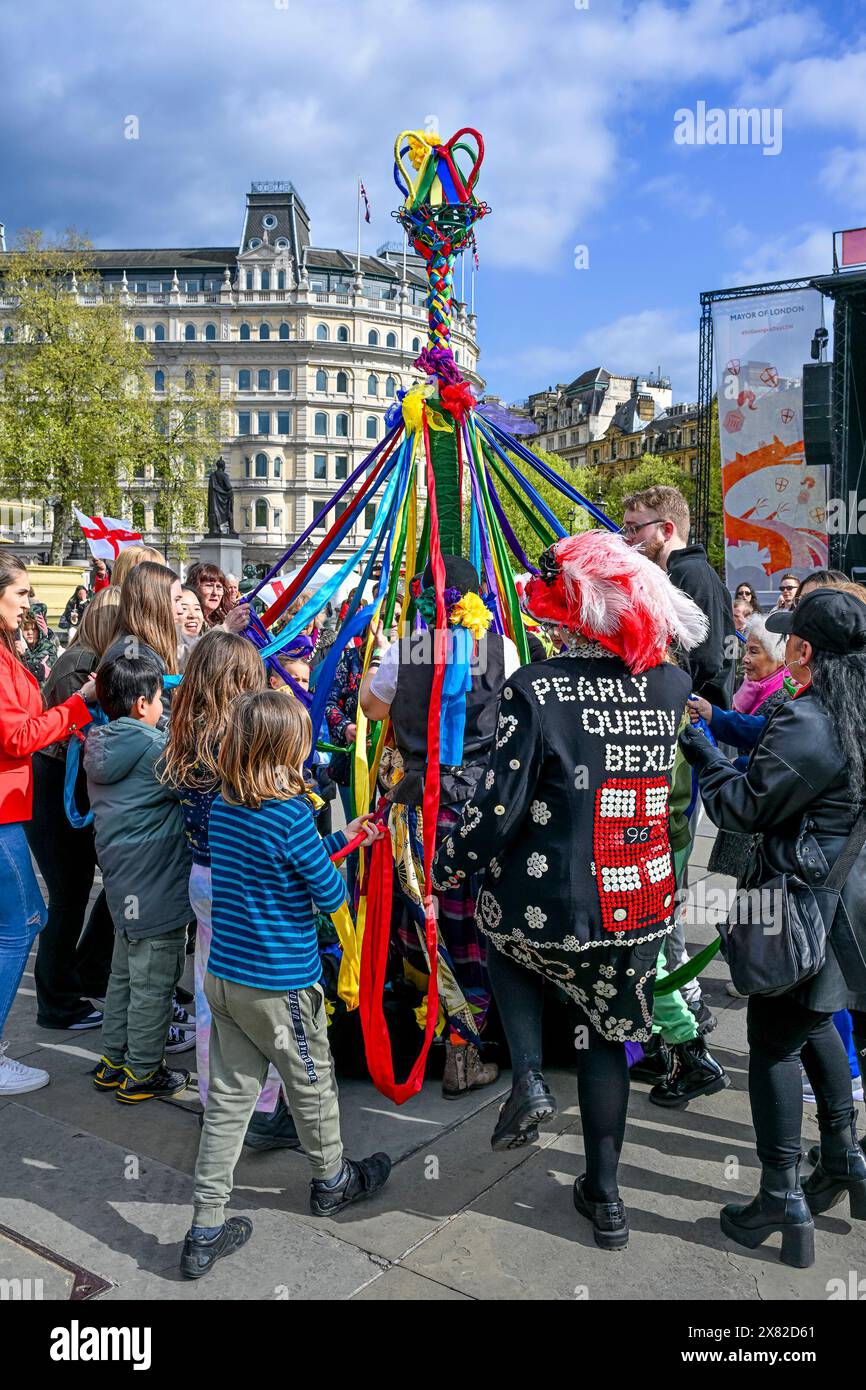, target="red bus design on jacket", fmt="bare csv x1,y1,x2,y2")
591,776,676,932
